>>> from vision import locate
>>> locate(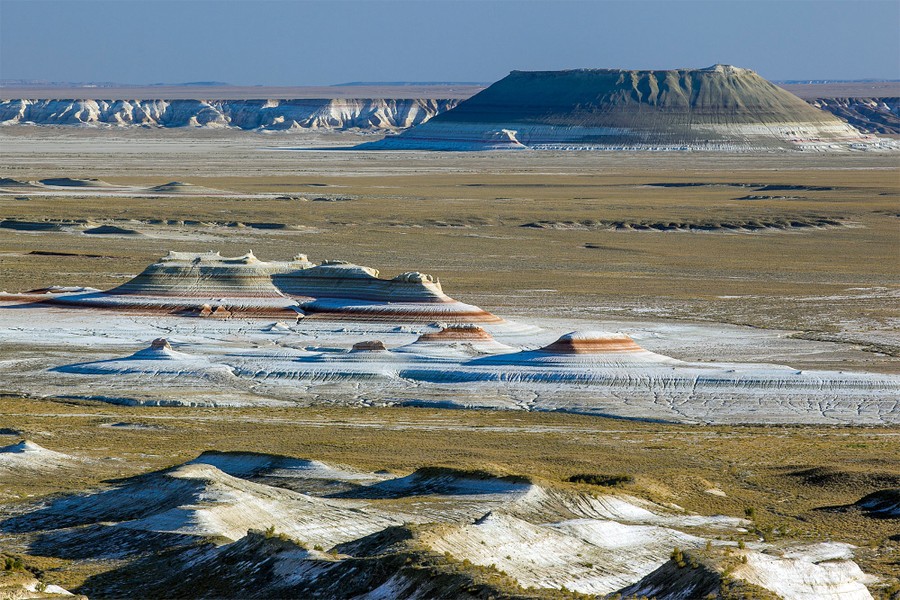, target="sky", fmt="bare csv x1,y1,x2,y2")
1,0,898,85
